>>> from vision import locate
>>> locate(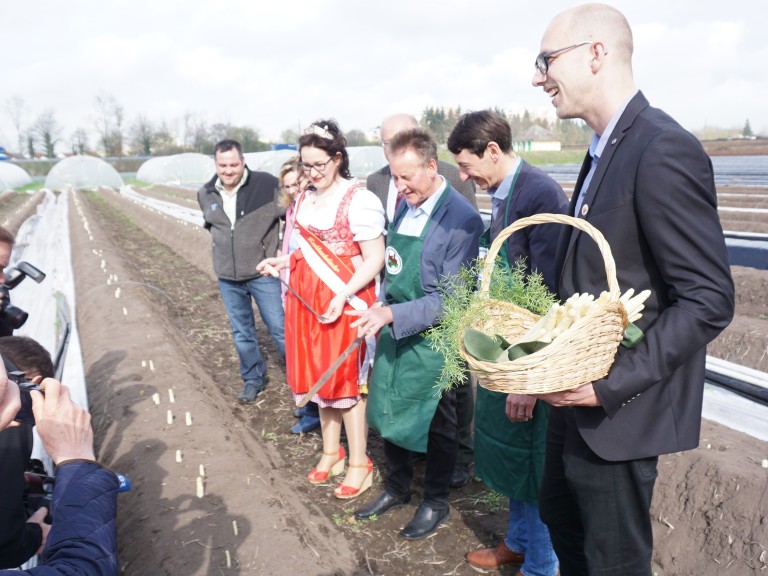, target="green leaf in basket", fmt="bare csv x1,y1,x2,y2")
506,340,550,361
621,322,645,349
464,328,509,362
